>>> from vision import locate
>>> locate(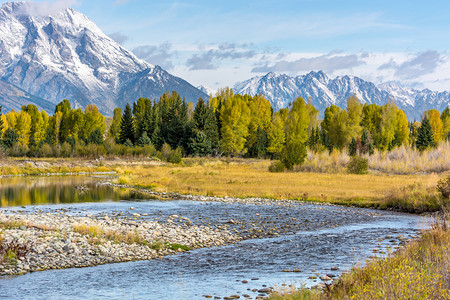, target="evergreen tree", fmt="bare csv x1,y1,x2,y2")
137,132,151,147
118,103,135,145
88,128,104,145
189,130,212,156
348,137,357,156
319,127,333,153
416,117,434,151
245,126,268,158
361,129,374,155
189,98,218,156
2,128,18,148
